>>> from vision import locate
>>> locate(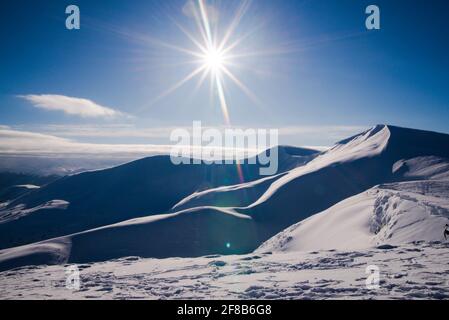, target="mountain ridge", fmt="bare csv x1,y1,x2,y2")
1,124,449,270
